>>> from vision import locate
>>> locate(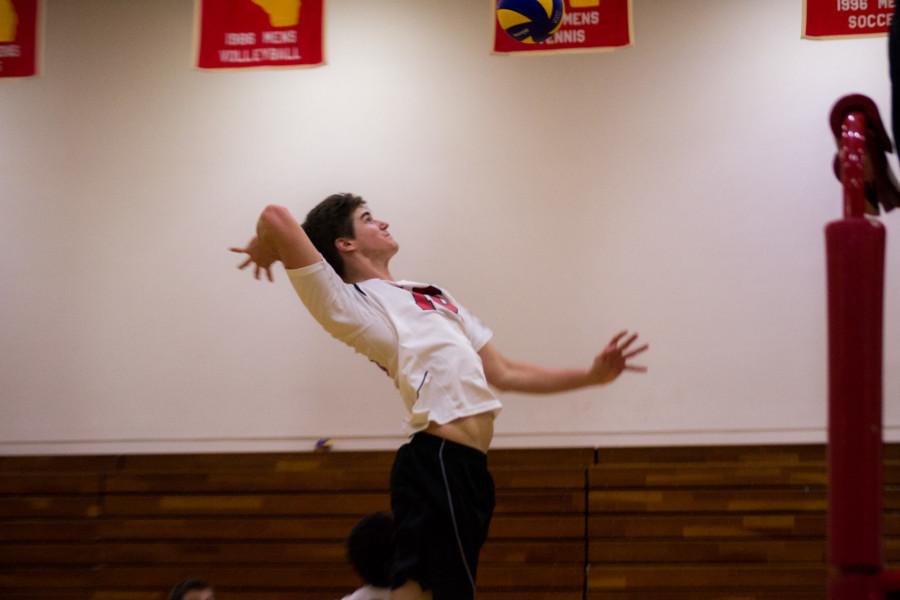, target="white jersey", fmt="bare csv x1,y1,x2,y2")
341,585,391,600
288,260,503,431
